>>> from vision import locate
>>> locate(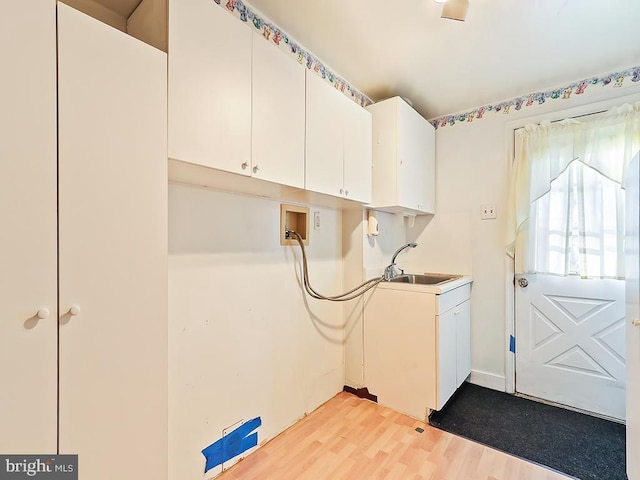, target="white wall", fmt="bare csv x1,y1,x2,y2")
168,183,345,479
408,82,640,391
